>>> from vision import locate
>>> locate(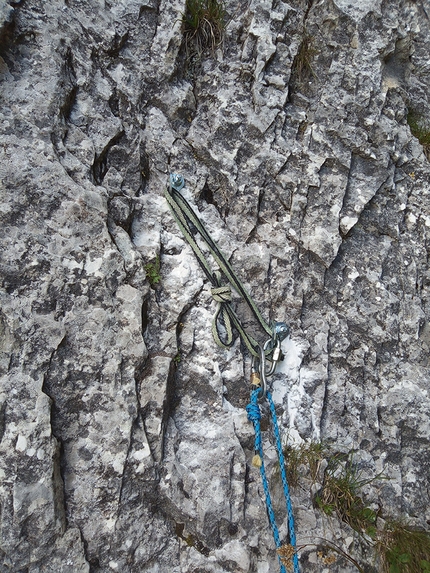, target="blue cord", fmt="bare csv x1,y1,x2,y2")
246,389,300,573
